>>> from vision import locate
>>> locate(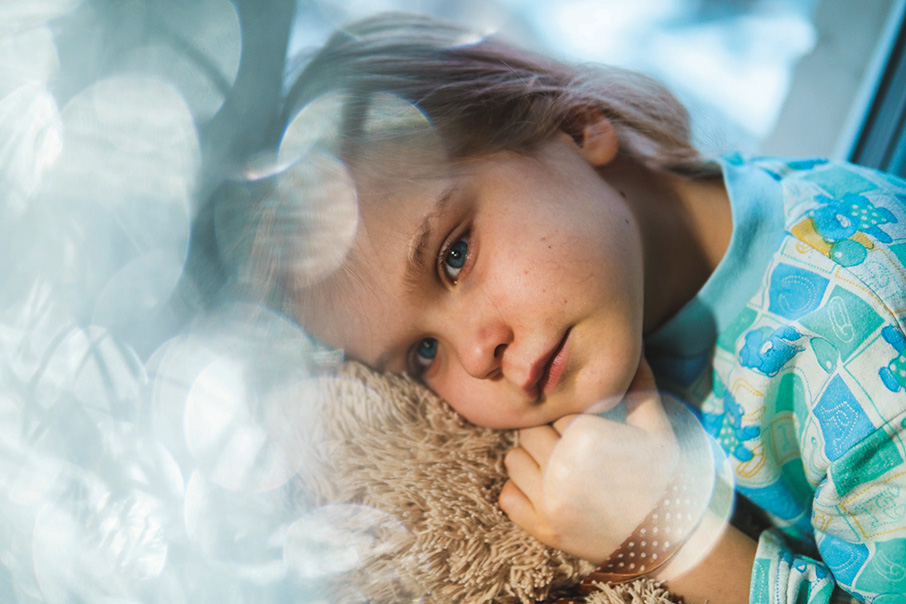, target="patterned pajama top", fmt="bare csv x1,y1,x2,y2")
647,154,906,604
